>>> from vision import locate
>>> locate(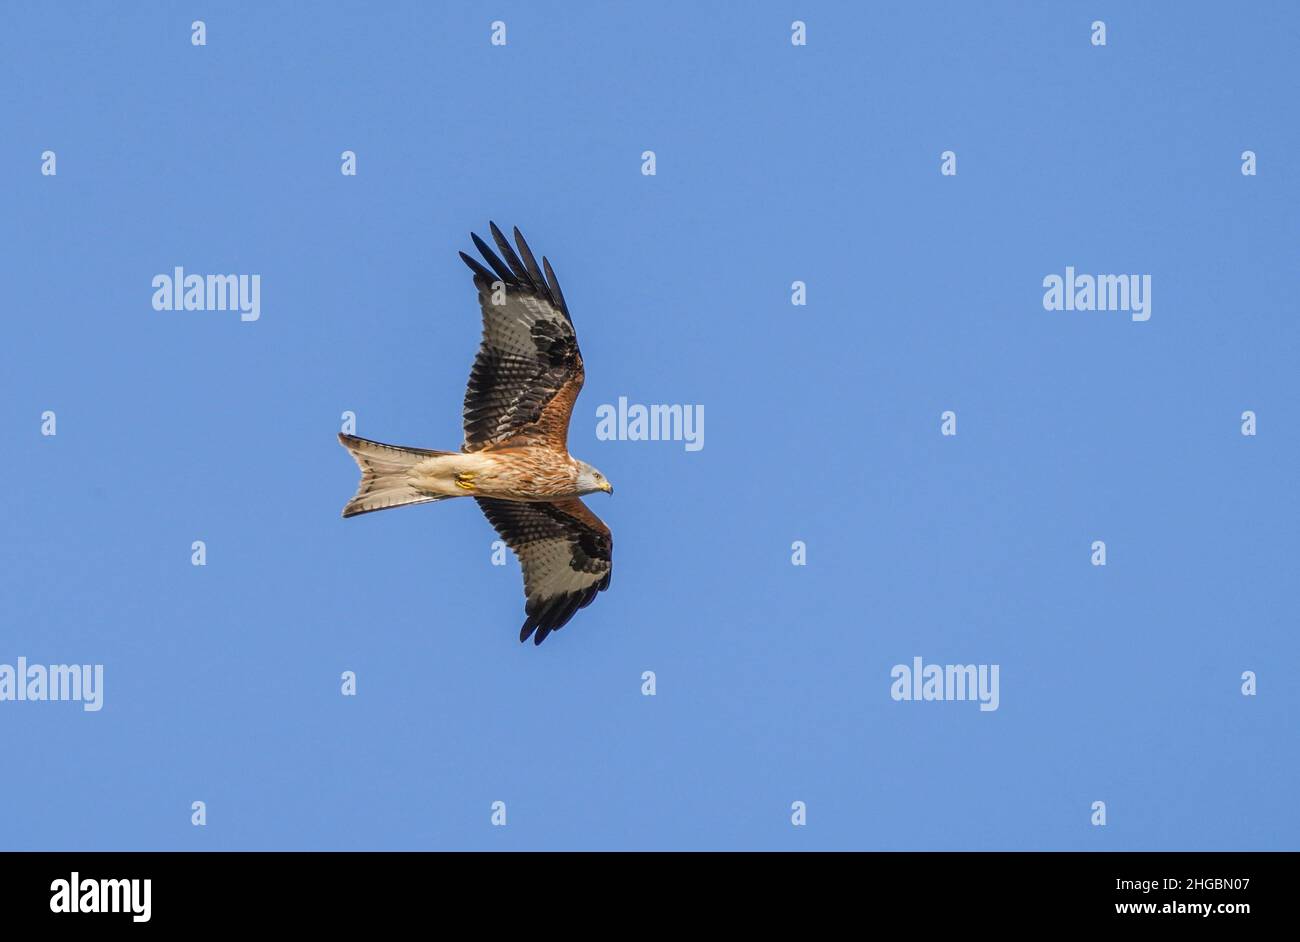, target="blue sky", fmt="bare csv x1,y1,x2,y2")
1,1,1296,850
